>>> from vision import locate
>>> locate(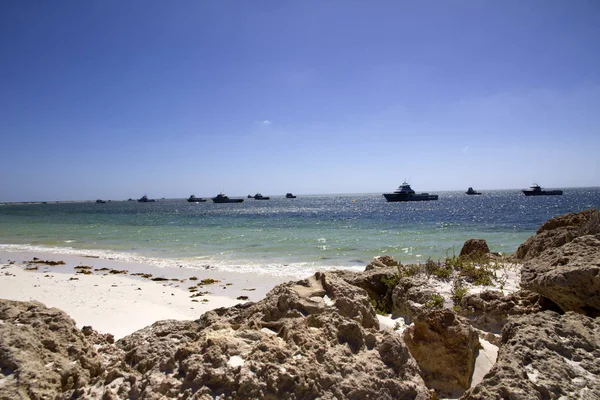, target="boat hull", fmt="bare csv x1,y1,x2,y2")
187,199,207,203
466,192,482,195
522,190,563,196
212,198,244,203
383,193,439,202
